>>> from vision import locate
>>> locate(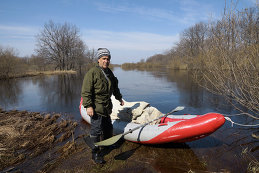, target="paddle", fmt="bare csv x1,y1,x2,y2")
95,106,185,146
